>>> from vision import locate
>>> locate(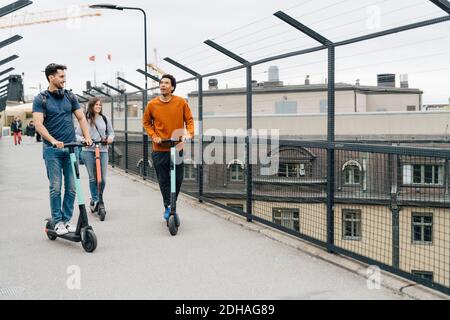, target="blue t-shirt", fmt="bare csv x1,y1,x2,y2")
32,91,80,146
